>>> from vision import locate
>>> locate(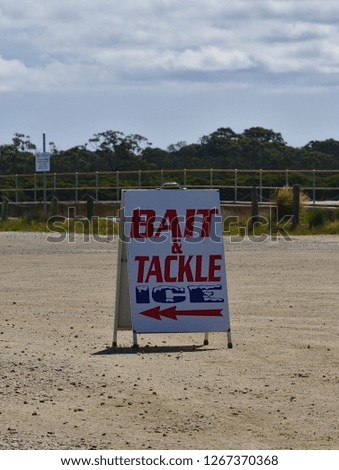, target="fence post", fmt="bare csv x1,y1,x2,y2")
34,173,37,203
312,169,316,205
116,171,120,201
54,173,57,194
15,174,19,203
138,170,141,189
75,172,78,202
50,195,58,217
259,169,263,202
285,169,289,187
184,169,187,187
1,196,9,220
251,186,259,224
291,184,300,229
234,169,238,203
95,172,99,201
86,195,94,220
210,168,213,188
161,169,164,187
